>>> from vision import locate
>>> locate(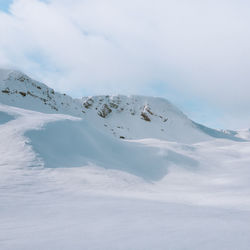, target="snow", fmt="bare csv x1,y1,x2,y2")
0,111,13,124
1,104,250,250
236,128,250,140
25,118,170,181
0,69,243,143
1,70,250,249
